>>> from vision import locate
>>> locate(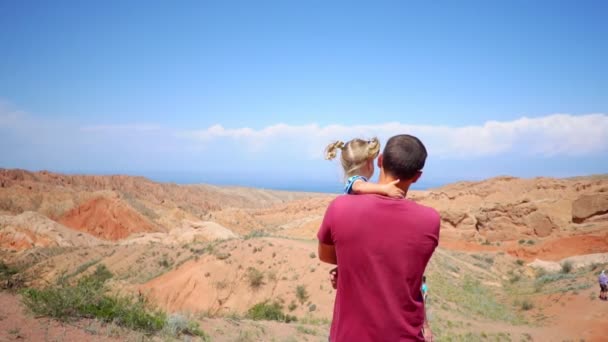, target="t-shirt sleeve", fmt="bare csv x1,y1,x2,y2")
317,200,336,245
344,175,368,194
